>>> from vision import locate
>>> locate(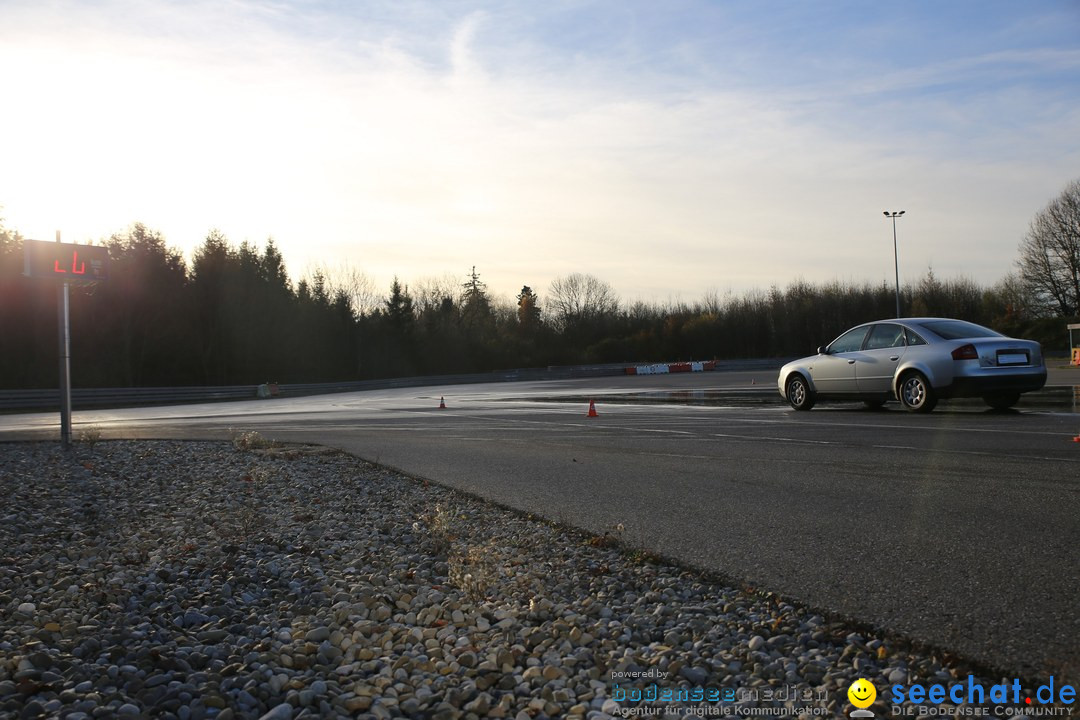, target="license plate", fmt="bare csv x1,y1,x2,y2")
997,351,1029,366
